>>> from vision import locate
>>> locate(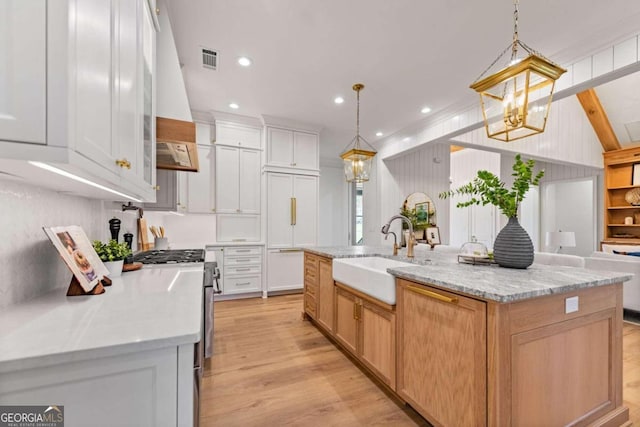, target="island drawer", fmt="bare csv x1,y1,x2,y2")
508,284,619,334
224,255,262,266
305,294,317,318
225,264,261,277
305,280,318,297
